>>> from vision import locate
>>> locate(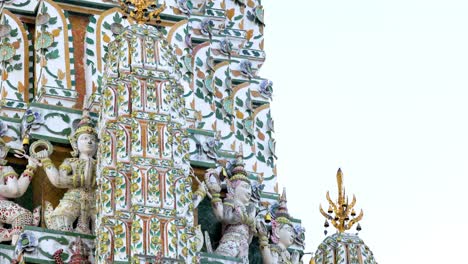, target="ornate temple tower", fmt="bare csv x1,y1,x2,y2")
0,0,307,263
